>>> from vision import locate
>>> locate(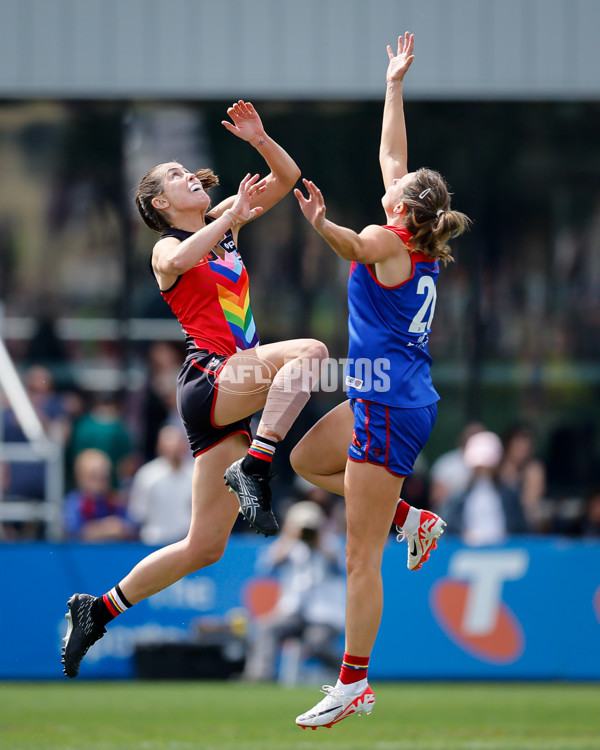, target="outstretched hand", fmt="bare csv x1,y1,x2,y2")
294,179,326,232
227,173,267,225
222,101,266,143
386,31,415,83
